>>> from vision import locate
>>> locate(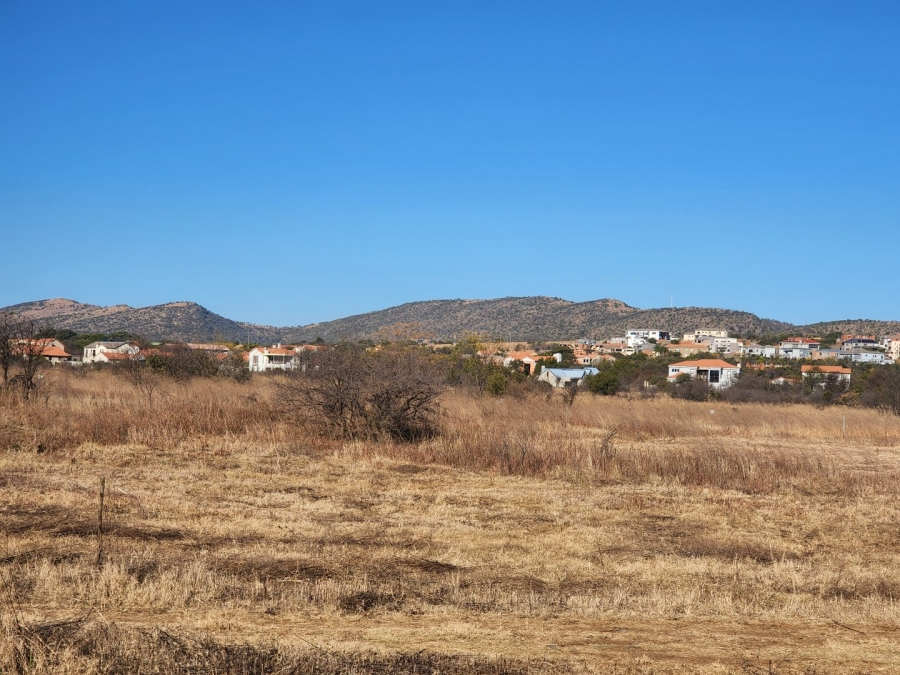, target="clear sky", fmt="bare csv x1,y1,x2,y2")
2,2,898,326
